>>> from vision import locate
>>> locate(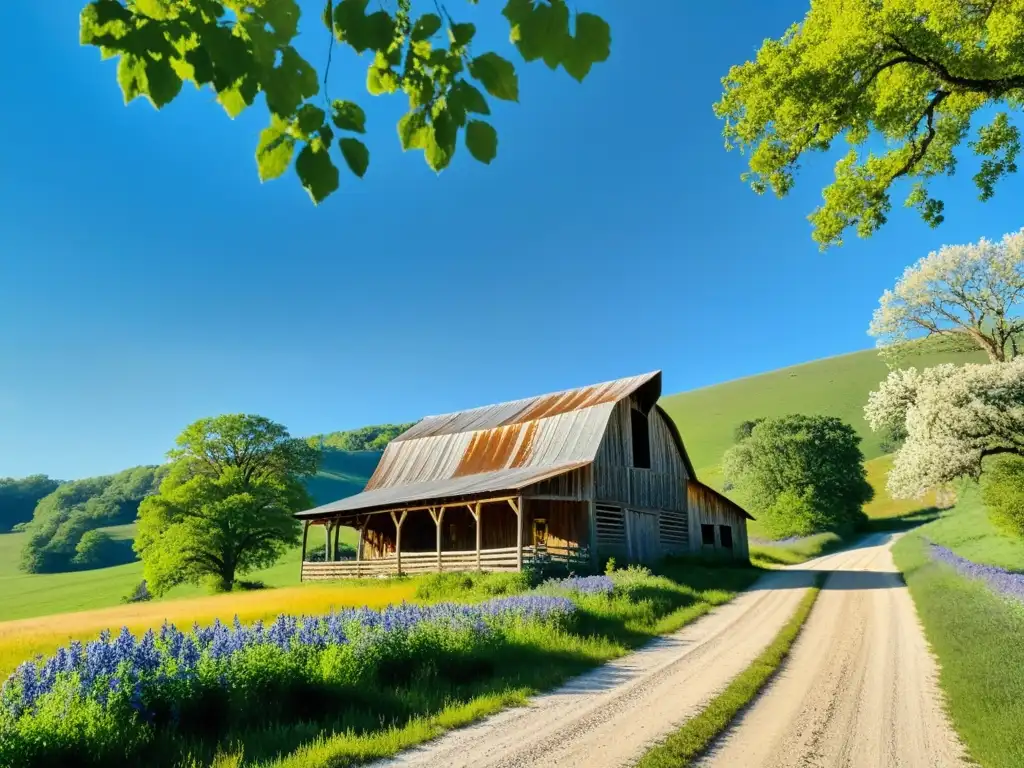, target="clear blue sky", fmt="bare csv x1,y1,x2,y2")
1,1,1021,481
